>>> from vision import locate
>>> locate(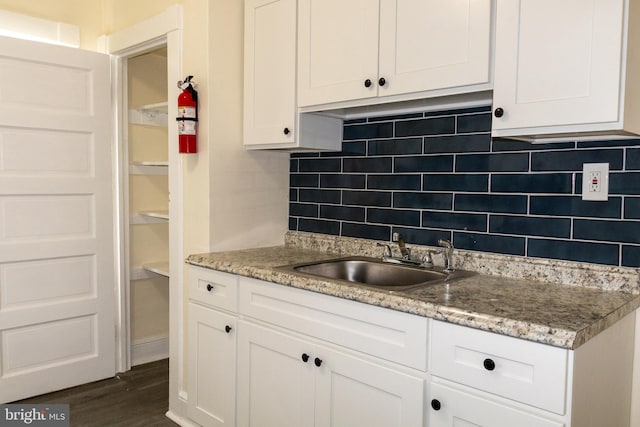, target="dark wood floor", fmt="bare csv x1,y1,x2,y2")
15,359,176,427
